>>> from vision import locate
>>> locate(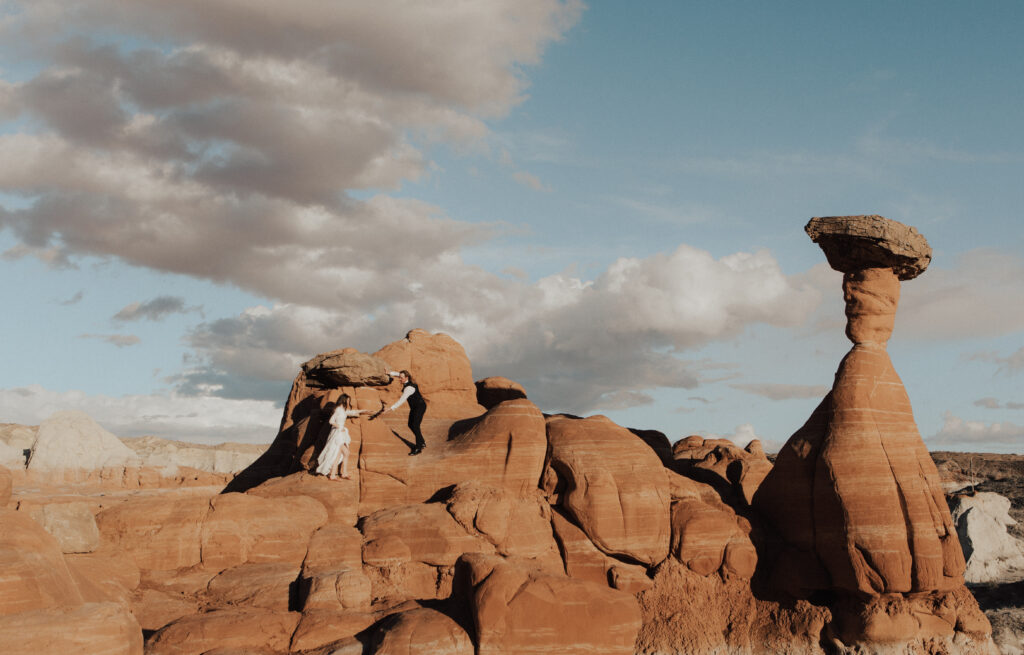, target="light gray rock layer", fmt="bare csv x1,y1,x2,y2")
950,491,1024,583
